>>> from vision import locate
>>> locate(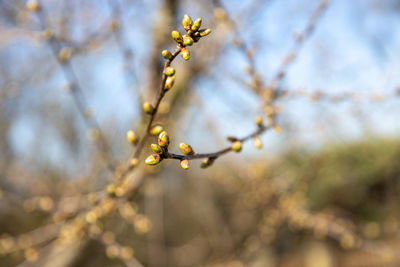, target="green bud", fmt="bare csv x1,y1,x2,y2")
200,157,213,168
255,116,263,127
158,131,169,147
253,136,262,149
162,50,172,60
191,18,202,32
165,66,175,76
183,35,194,46
179,143,194,155
193,36,200,43
232,141,242,152
182,14,193,29
126,130,139,145
151,144,163,154
181,48,190,61
143,102,154,114
171,30,182,43
145,154,161,165
150,125,164,135
164,76,175,90
180,159,190,170
199,29,212,37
